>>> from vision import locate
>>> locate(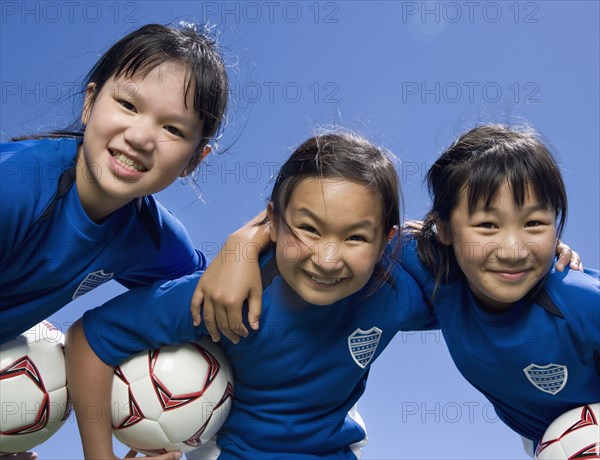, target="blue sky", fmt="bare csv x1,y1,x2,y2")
1,1,598,458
